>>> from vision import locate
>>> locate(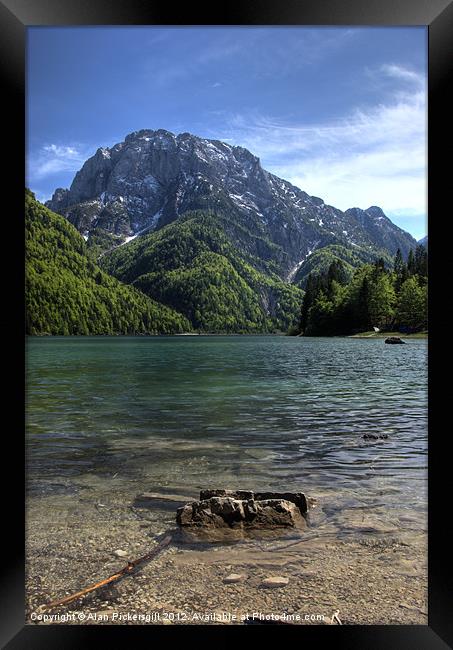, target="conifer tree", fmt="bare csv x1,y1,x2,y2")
394,248,403,275
407,249,416,275
414,244,428,278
